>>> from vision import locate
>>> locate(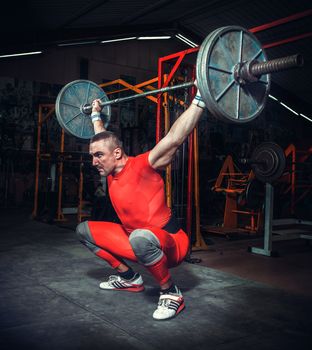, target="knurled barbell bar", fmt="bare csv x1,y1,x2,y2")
55,26,304,139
